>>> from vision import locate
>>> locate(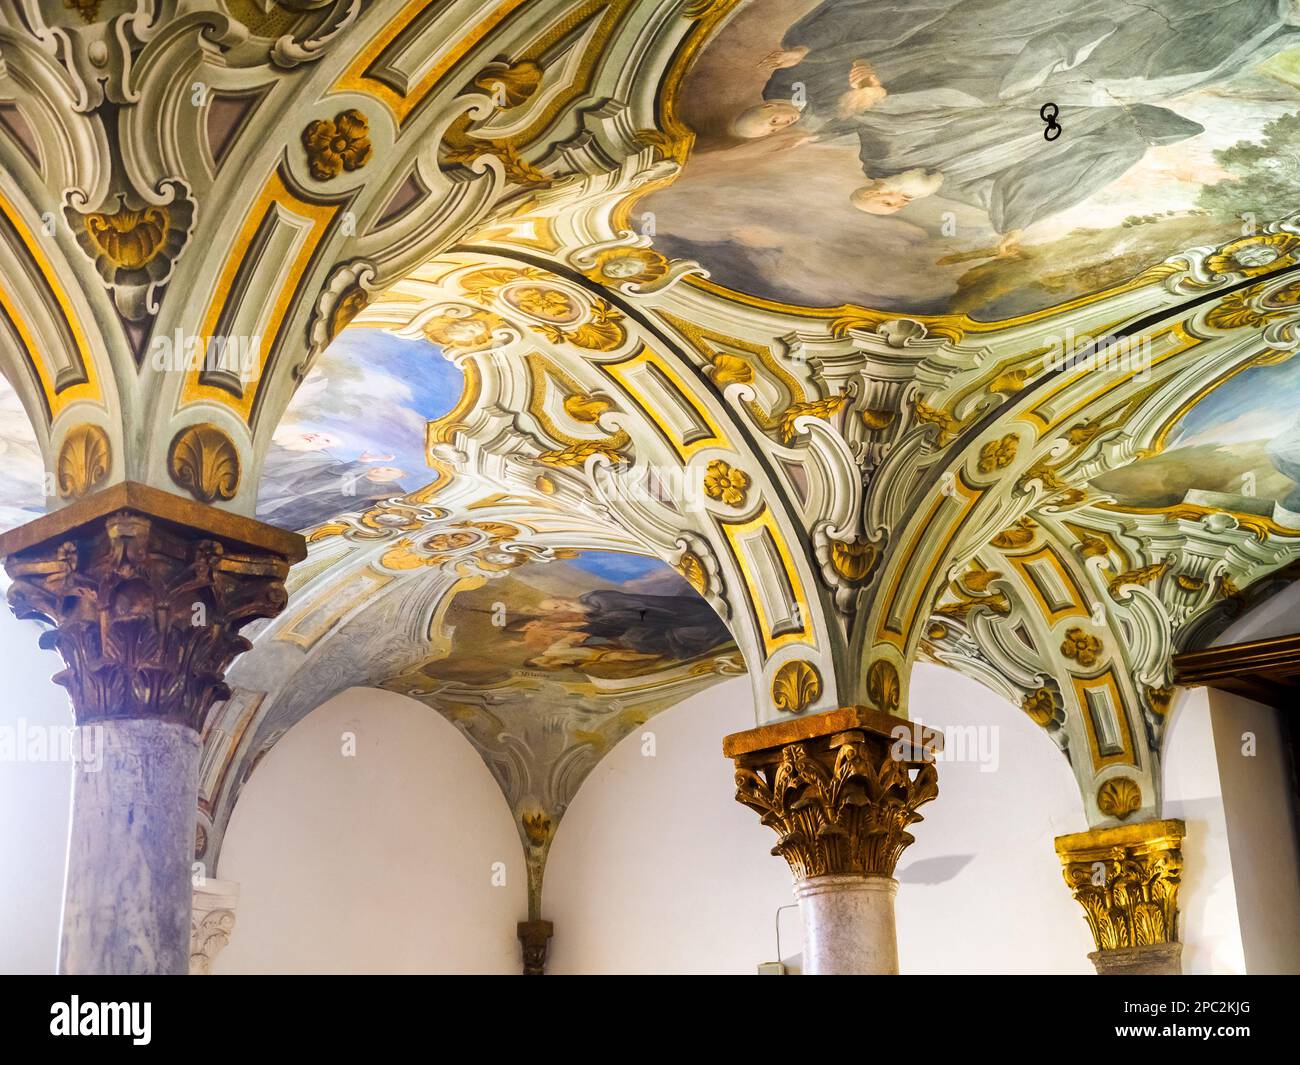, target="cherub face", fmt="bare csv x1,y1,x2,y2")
732,101,803,139
364,465,405,483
